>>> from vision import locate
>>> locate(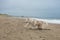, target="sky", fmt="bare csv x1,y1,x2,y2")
0,0,60,19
